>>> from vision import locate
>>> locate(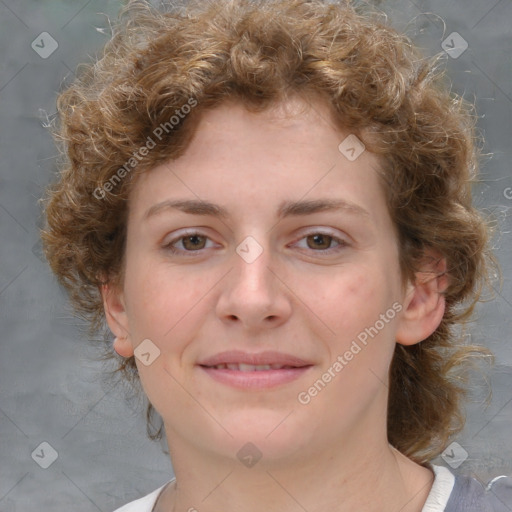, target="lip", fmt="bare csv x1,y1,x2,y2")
198,350,312,367
197,350,314,390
